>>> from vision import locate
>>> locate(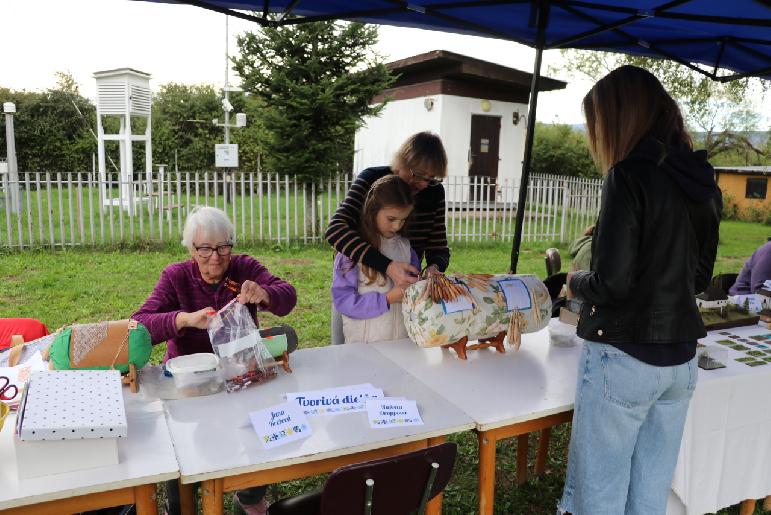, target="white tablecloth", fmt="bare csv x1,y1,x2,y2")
669,325,771,514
